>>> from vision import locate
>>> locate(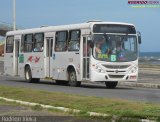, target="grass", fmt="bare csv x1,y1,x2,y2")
31,104,43,111
0,99,108,122
0,85,159,121
0,99,17,106
0,98,74,116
